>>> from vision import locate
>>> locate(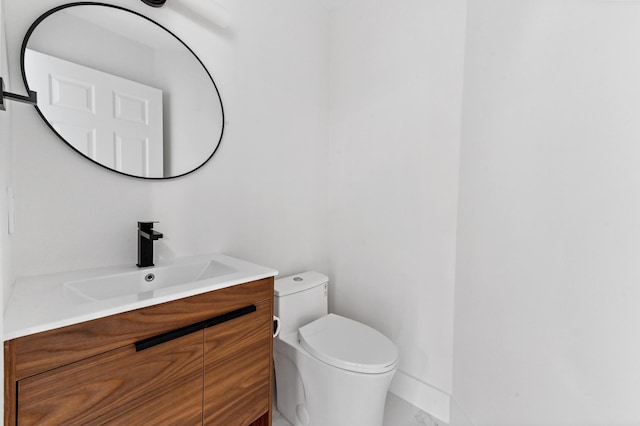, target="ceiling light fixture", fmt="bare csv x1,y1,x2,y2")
140,0,166,7
140,0,231,29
